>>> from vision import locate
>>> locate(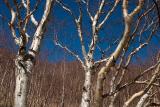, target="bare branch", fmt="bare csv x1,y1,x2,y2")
131,4,155,36
56,0,76,20
23,0,31,30
85,0,93,21
129,0,144,17
22,0,39,26
76,2,87,61
124,56,160,107
3,0,23,46
88,0,106,60
54,38,85,68
152,0,160,26
124,91,144,107
94,58,109,65
29,0,54,57
97,0,120,30
135,81,160,87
